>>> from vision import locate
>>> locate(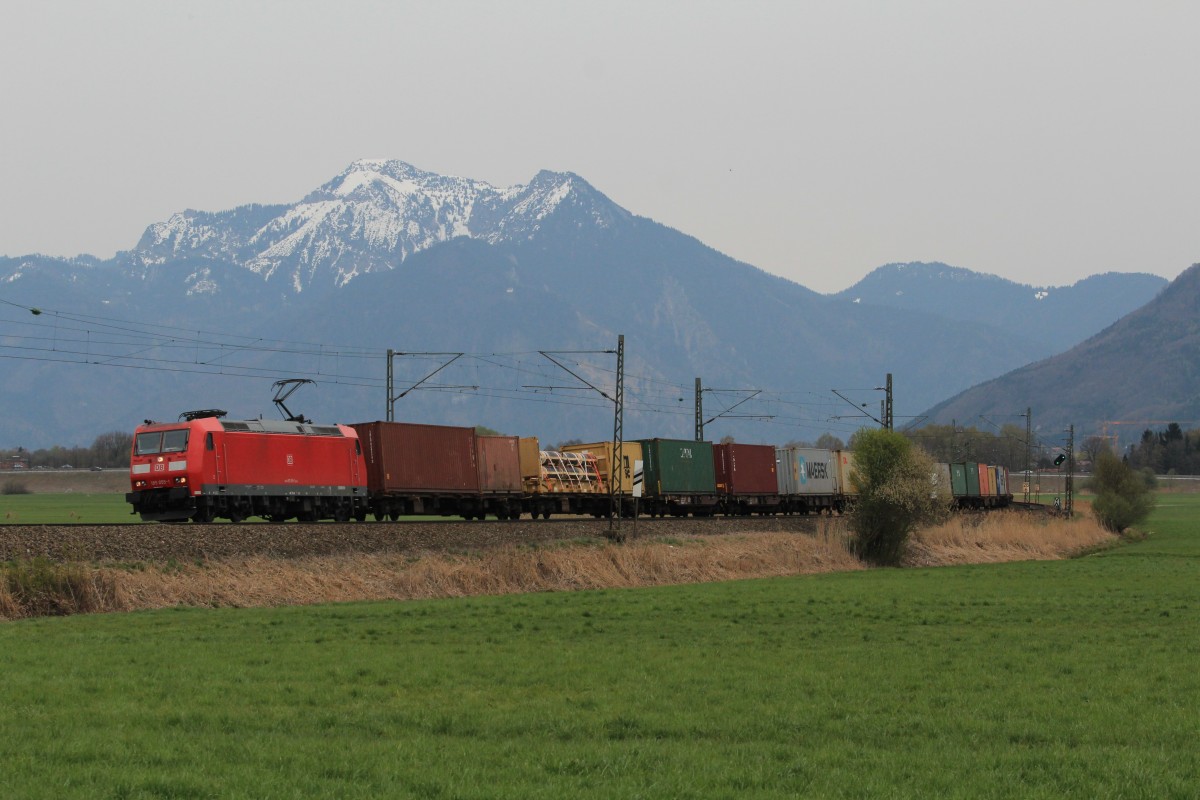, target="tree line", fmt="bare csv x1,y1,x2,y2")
1,431,133,471
1122,423,1199,475
902,423,1034,471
